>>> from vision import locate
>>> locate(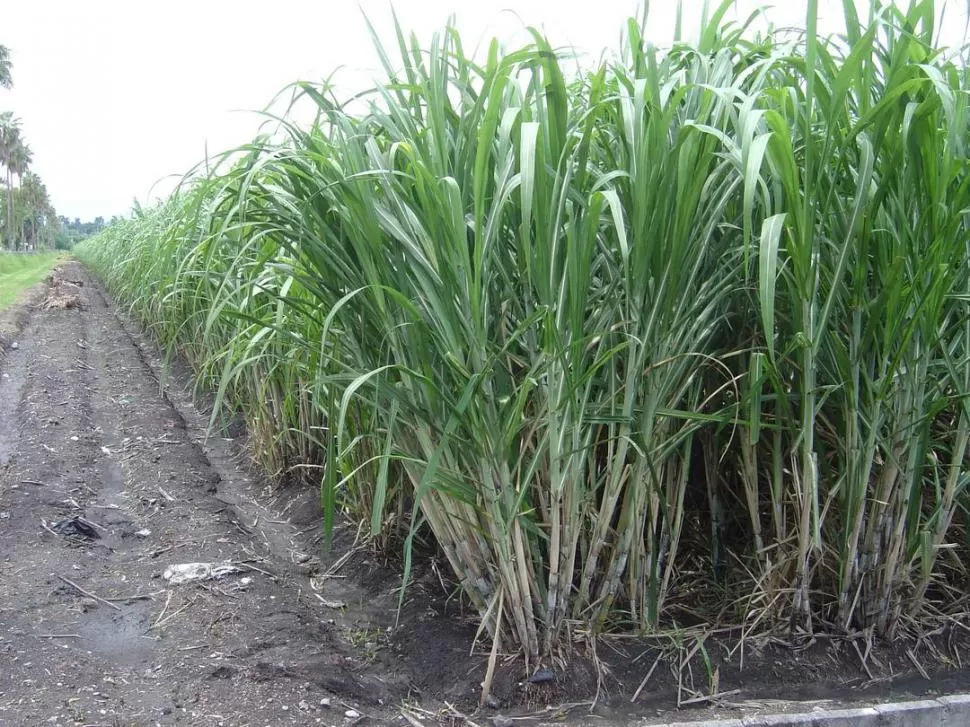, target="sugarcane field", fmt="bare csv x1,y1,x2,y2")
3,2,970,726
